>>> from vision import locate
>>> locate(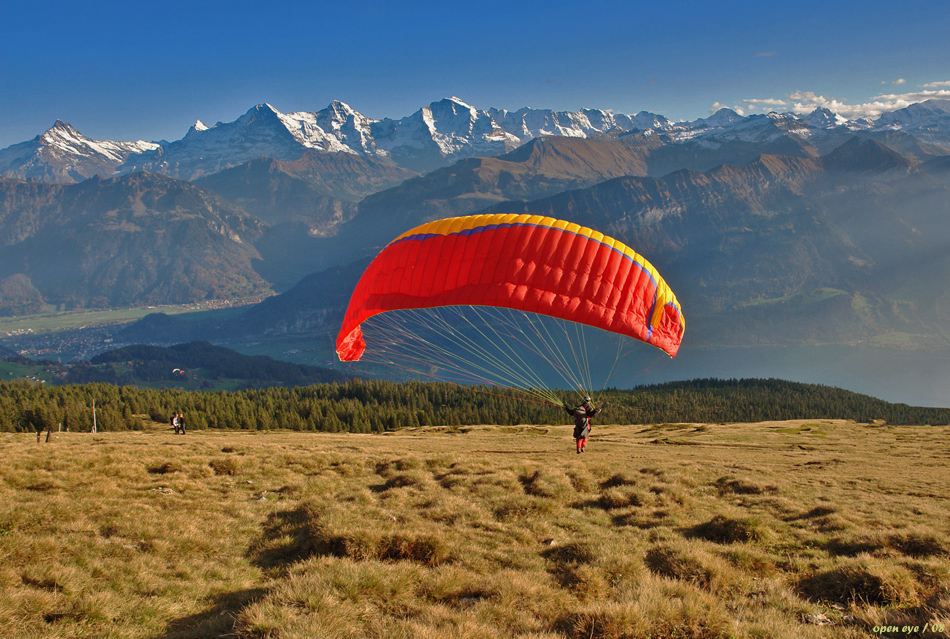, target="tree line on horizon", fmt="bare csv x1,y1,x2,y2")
1,377,948,434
